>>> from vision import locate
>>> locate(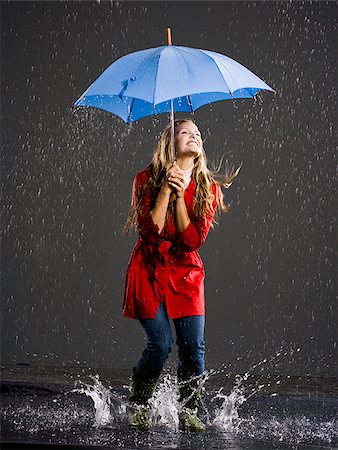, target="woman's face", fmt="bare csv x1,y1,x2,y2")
174,121,202,159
